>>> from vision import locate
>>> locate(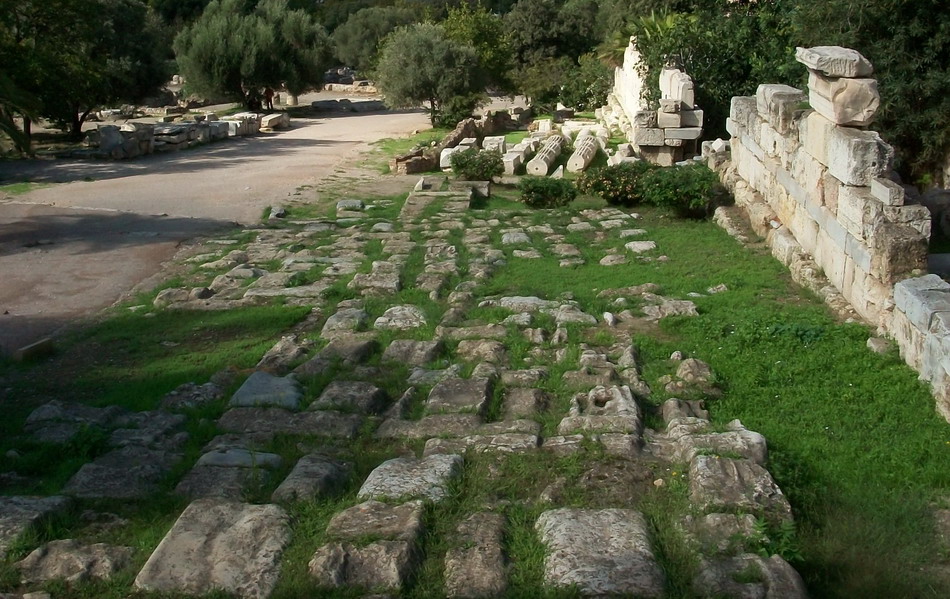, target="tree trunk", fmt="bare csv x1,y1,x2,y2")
69,107,92,140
